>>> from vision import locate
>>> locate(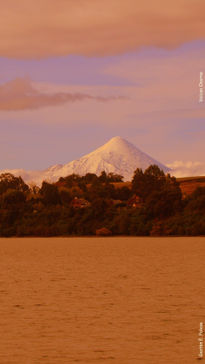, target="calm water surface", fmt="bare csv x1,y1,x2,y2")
0,237,204,363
